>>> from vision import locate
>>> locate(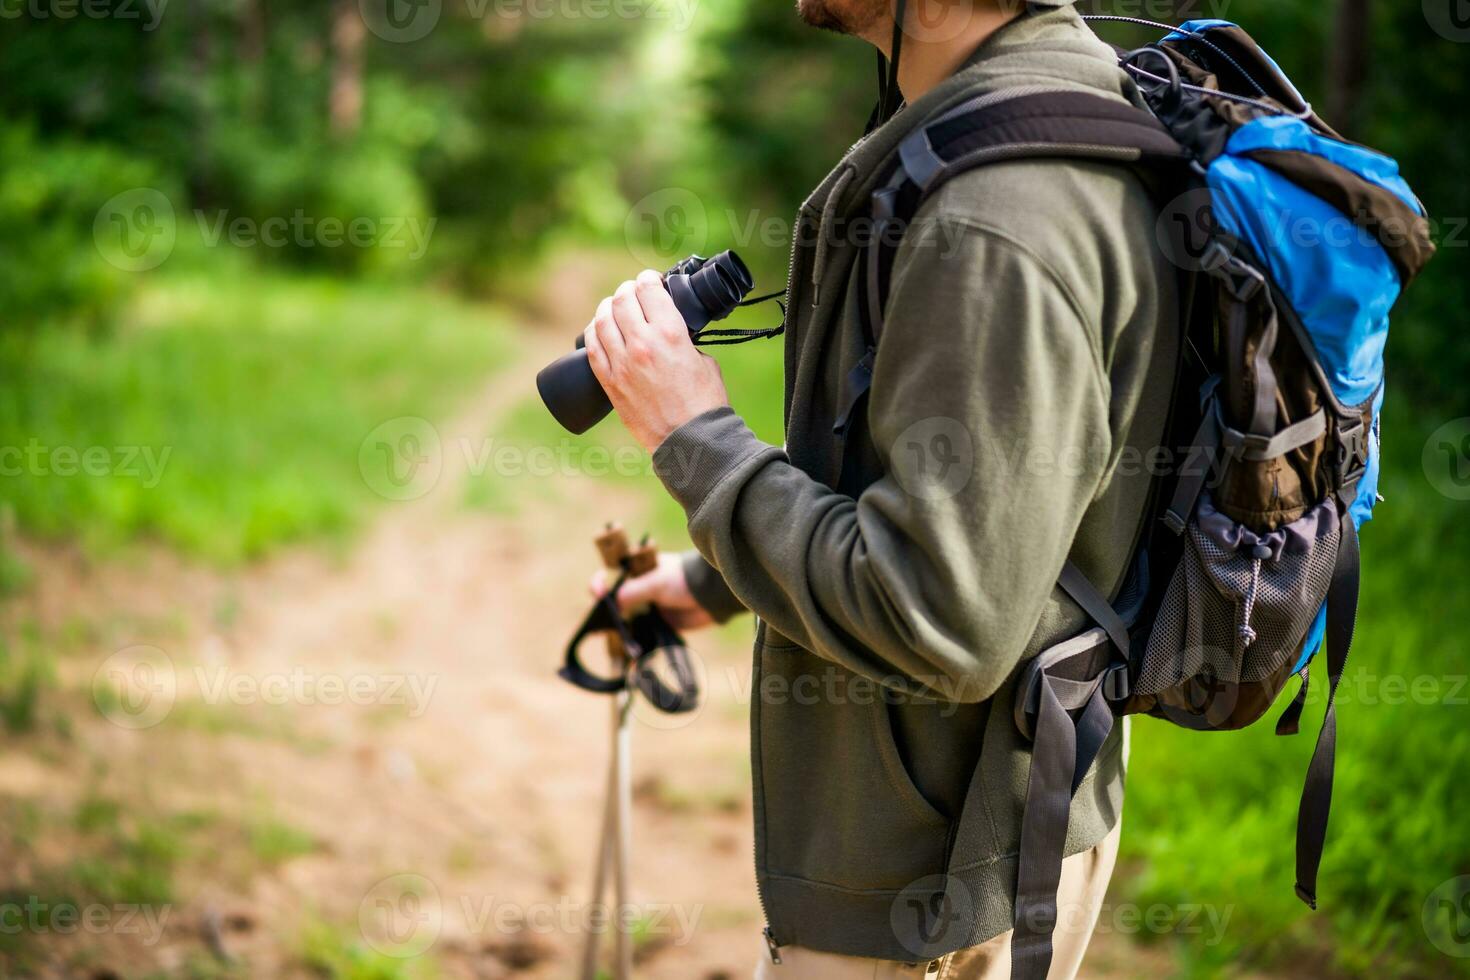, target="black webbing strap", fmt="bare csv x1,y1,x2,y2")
1275,666,1310,736
1012,652,1117,980
1293,513,1359,908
